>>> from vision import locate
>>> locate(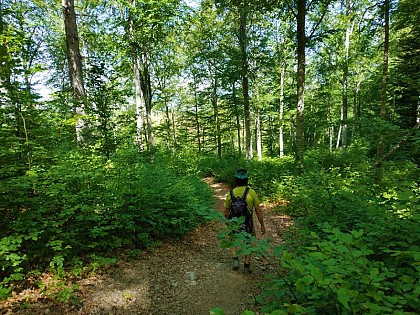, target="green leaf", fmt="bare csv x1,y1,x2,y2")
337,288,351,310
340,233,353,244
210,308,225,315
351,230,364,238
